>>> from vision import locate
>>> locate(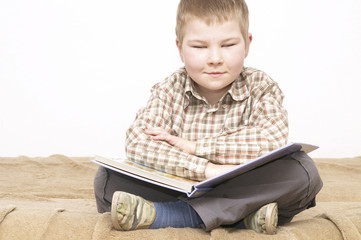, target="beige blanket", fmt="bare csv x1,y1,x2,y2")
1,155,361,239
